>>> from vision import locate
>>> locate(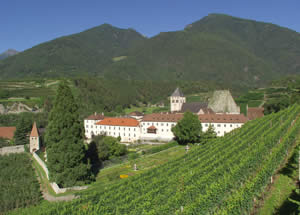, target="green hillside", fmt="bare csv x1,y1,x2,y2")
9,105,300,214
0,14,300,88
0,25,145,78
